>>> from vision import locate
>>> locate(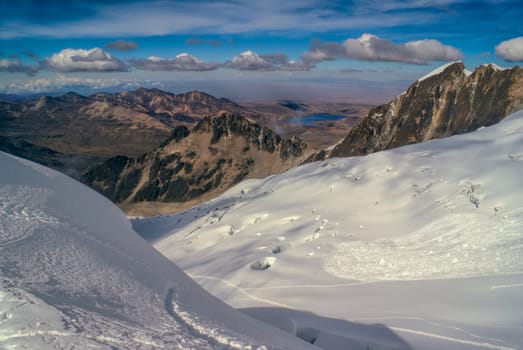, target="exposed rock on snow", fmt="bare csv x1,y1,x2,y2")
251,257,277,270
